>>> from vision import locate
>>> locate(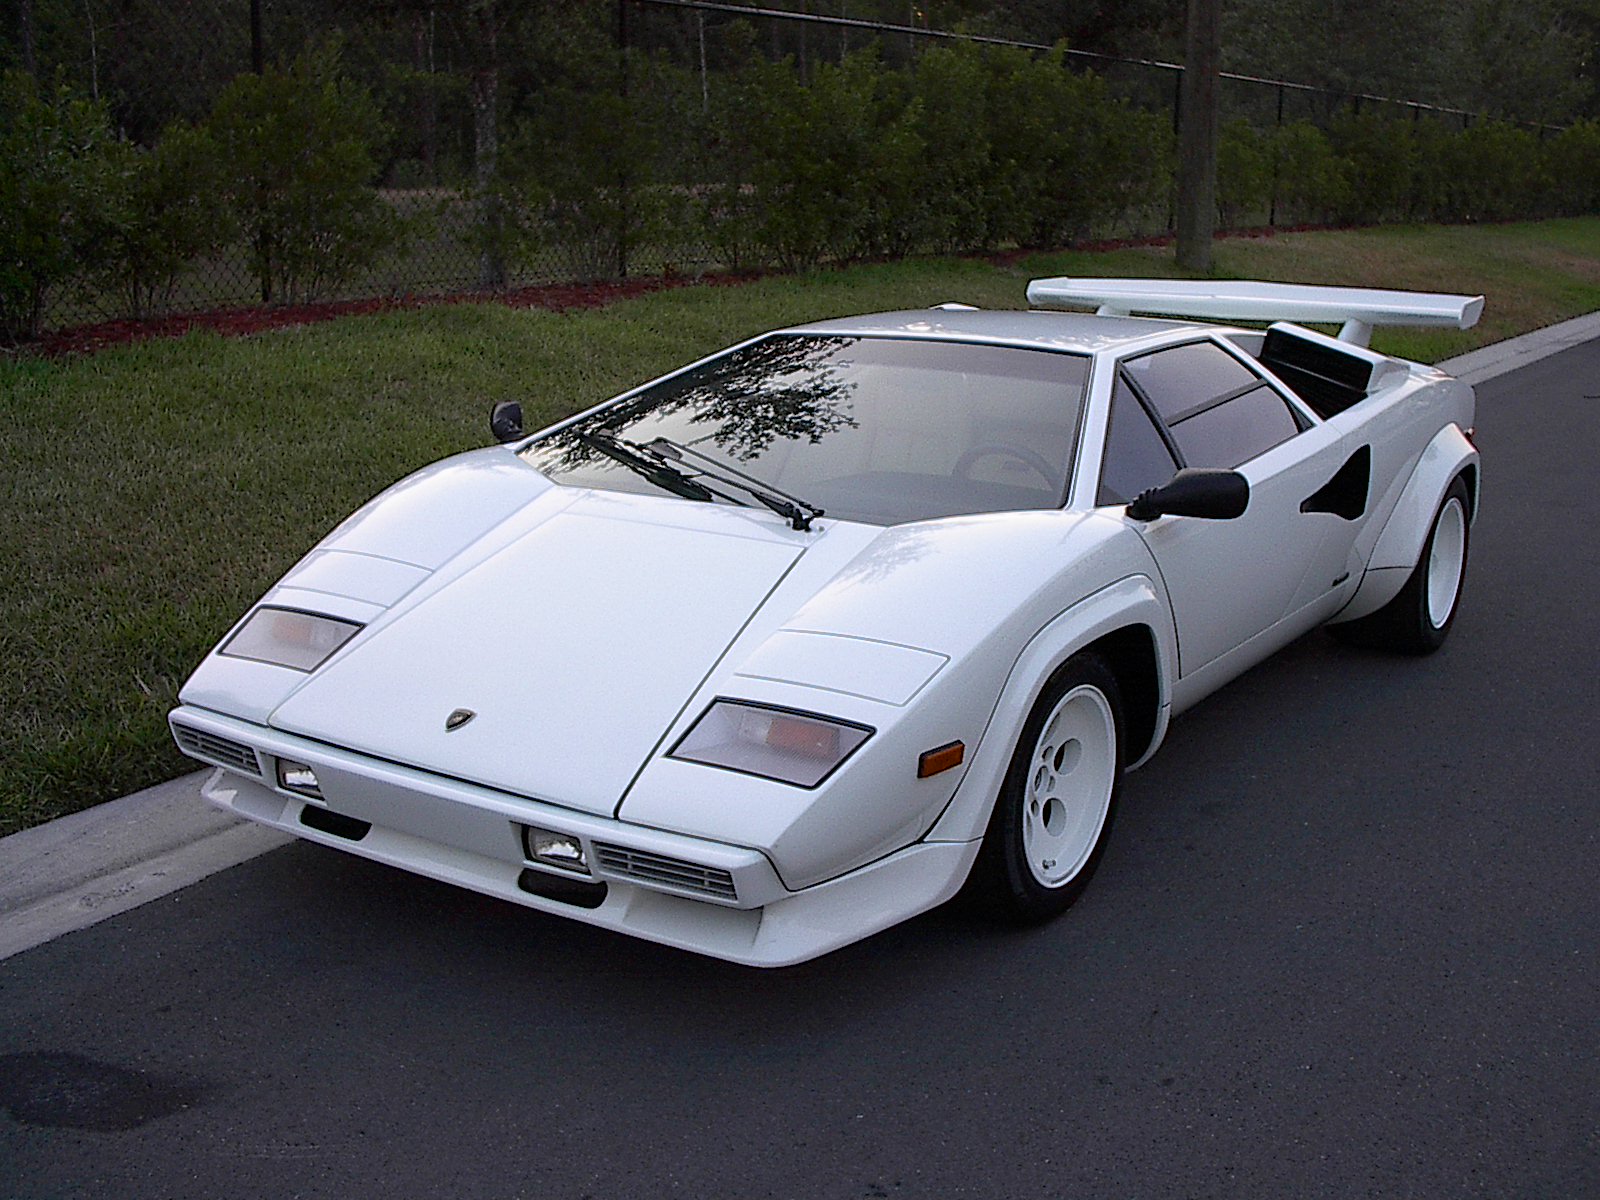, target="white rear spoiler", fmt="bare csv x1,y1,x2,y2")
1025,277,1483,348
